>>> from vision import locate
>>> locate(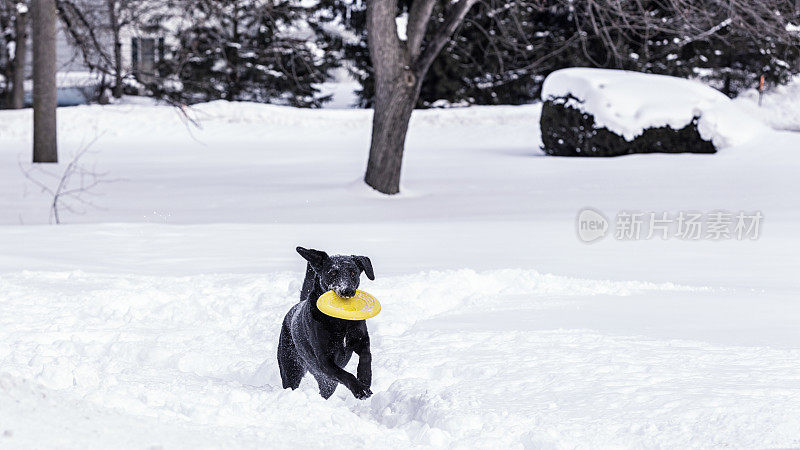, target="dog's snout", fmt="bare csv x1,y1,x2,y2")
339,288,357,298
